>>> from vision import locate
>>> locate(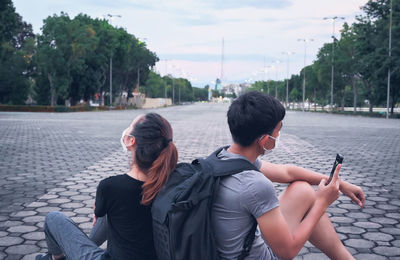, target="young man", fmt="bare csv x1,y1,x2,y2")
212,91,365,260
